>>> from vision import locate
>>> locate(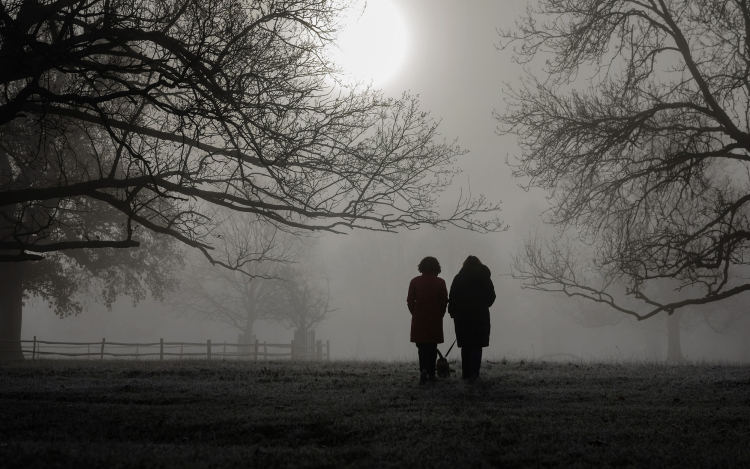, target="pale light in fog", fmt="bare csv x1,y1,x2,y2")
334,0,407,85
